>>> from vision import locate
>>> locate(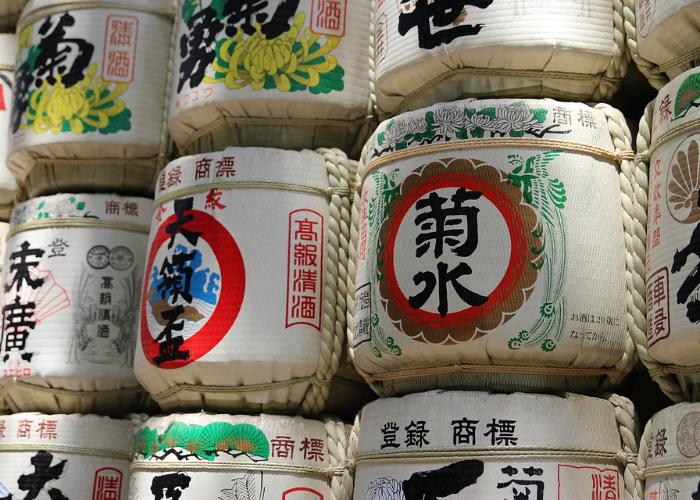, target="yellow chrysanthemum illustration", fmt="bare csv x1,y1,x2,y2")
22,63,132,135
204,12,344,94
